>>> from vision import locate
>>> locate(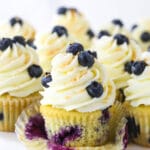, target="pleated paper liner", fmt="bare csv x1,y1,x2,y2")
15,101,128,150
124,102,150,147
0,92,42,132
